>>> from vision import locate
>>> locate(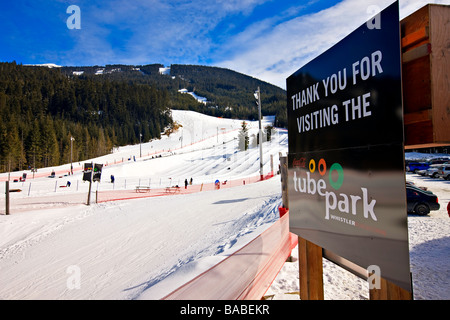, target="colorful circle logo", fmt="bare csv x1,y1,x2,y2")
307,158,344,190
329,163,344,190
